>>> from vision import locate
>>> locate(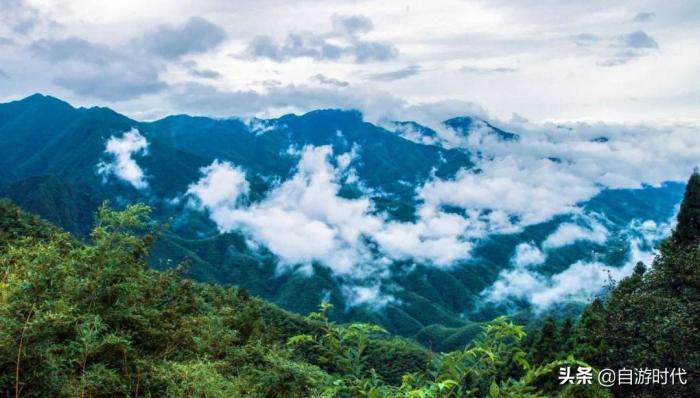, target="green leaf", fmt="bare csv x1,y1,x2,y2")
489,381,500,398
